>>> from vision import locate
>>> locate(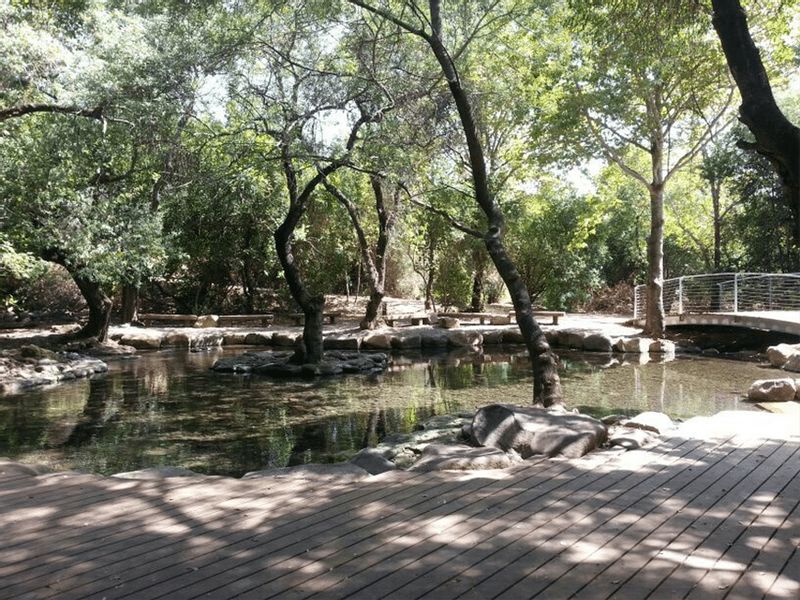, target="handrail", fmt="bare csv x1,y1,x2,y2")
633,272,800,318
